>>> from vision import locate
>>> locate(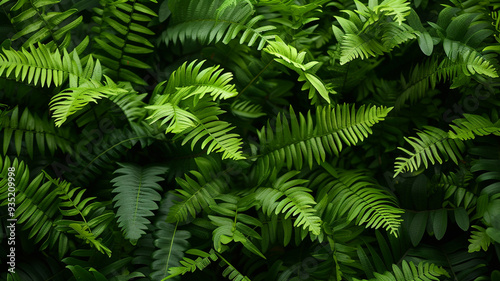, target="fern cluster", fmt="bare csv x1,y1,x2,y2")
1,0,500,280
